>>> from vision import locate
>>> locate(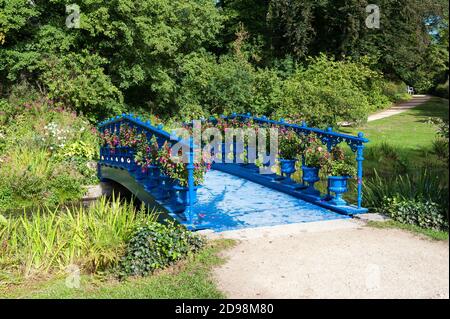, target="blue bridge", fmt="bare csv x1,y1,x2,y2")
97,114,369,232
